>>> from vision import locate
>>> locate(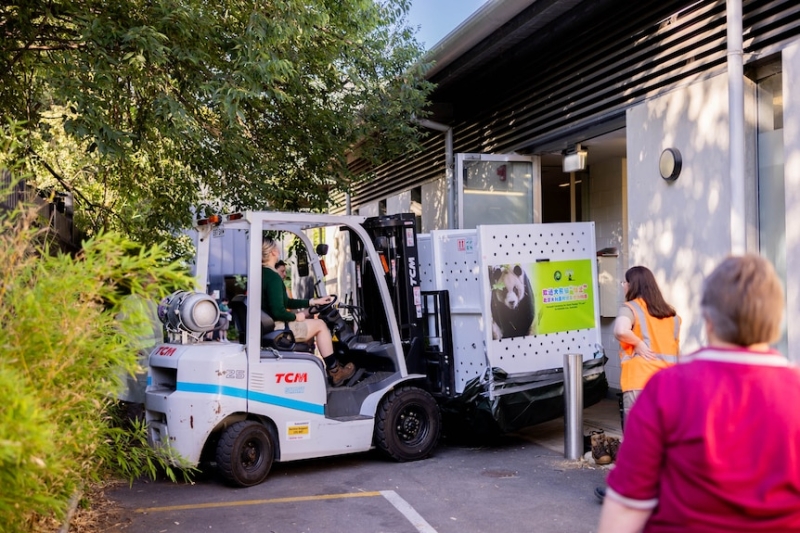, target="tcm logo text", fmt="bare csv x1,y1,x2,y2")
408,257,418,286
155,346,176,357
276,372,308,384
